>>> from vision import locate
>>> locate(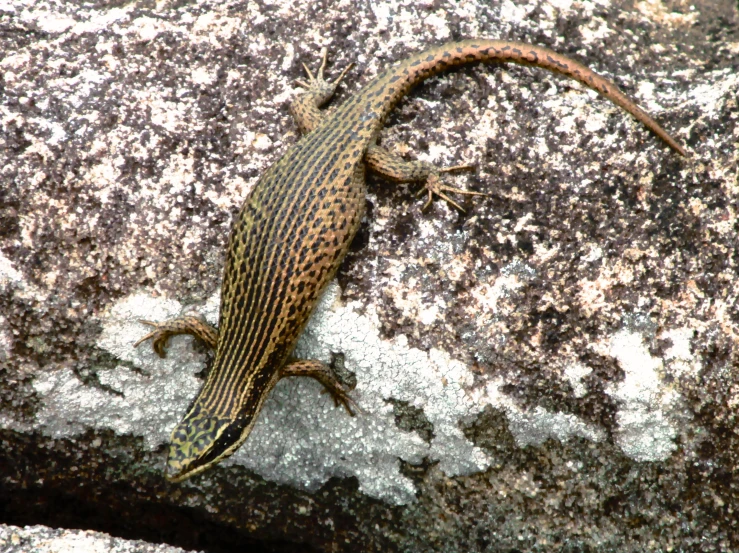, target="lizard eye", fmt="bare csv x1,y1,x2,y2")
165,412,235,481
